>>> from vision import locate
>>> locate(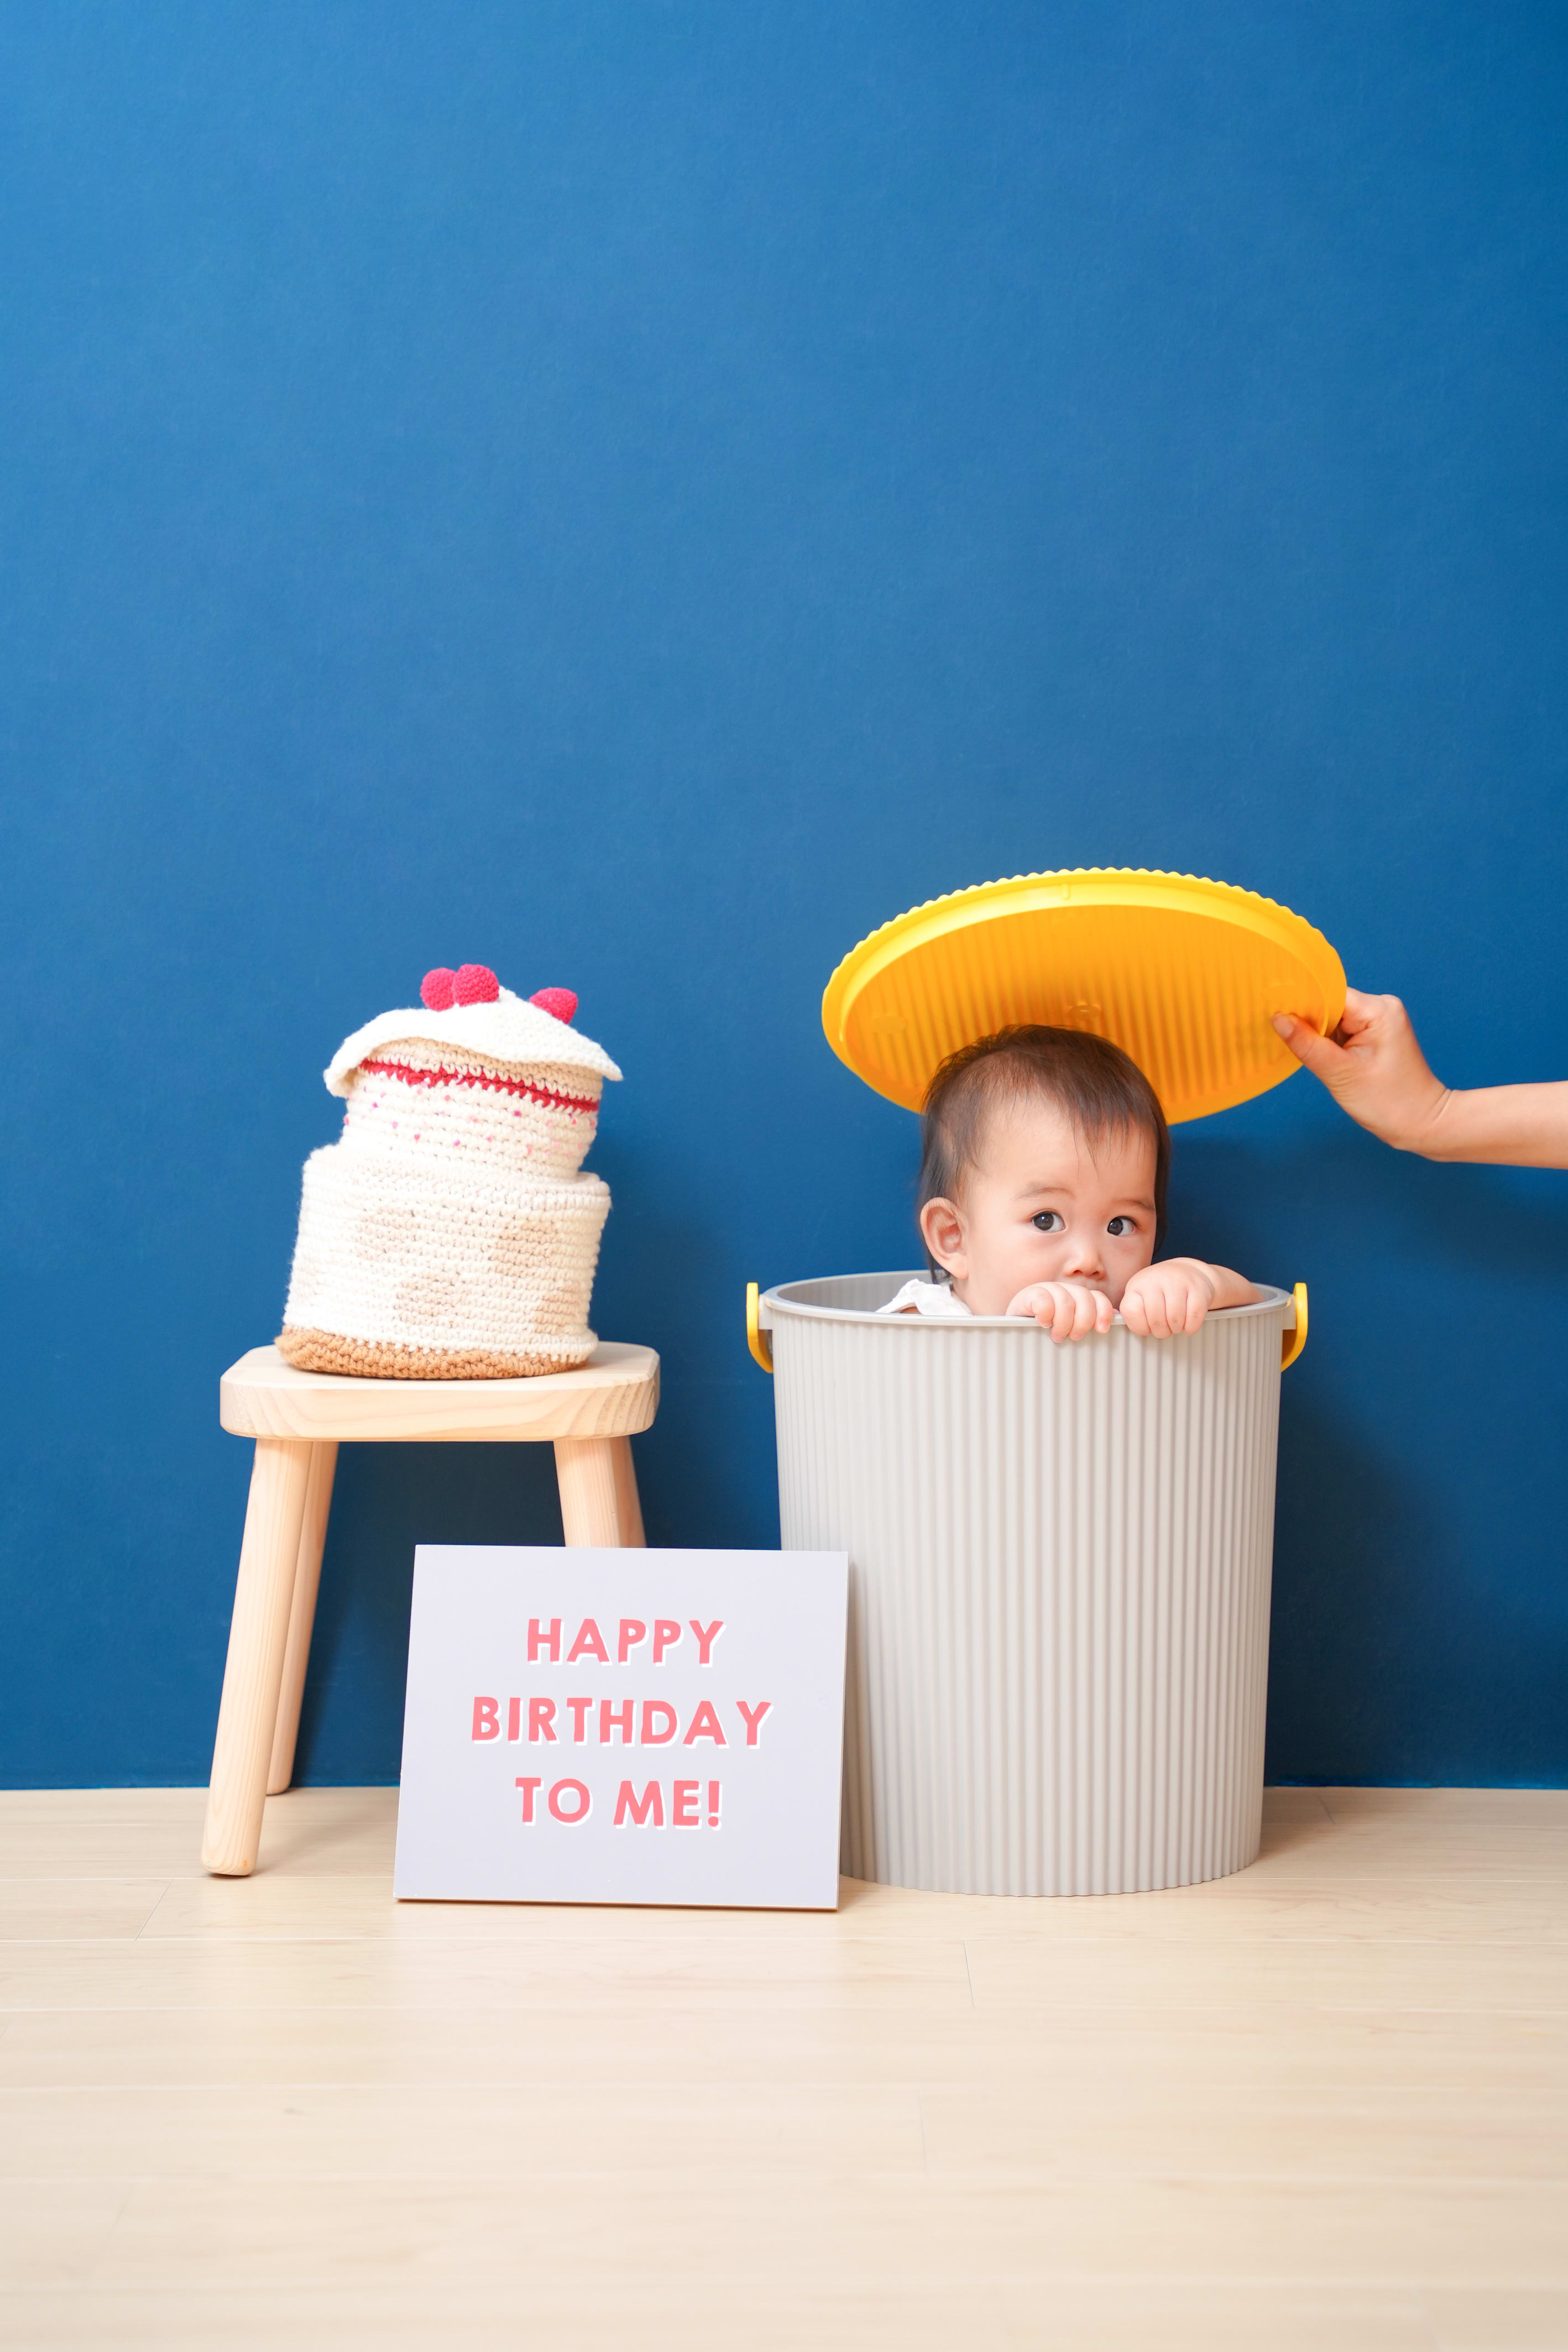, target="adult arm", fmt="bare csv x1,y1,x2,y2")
1273,991,1568,1168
